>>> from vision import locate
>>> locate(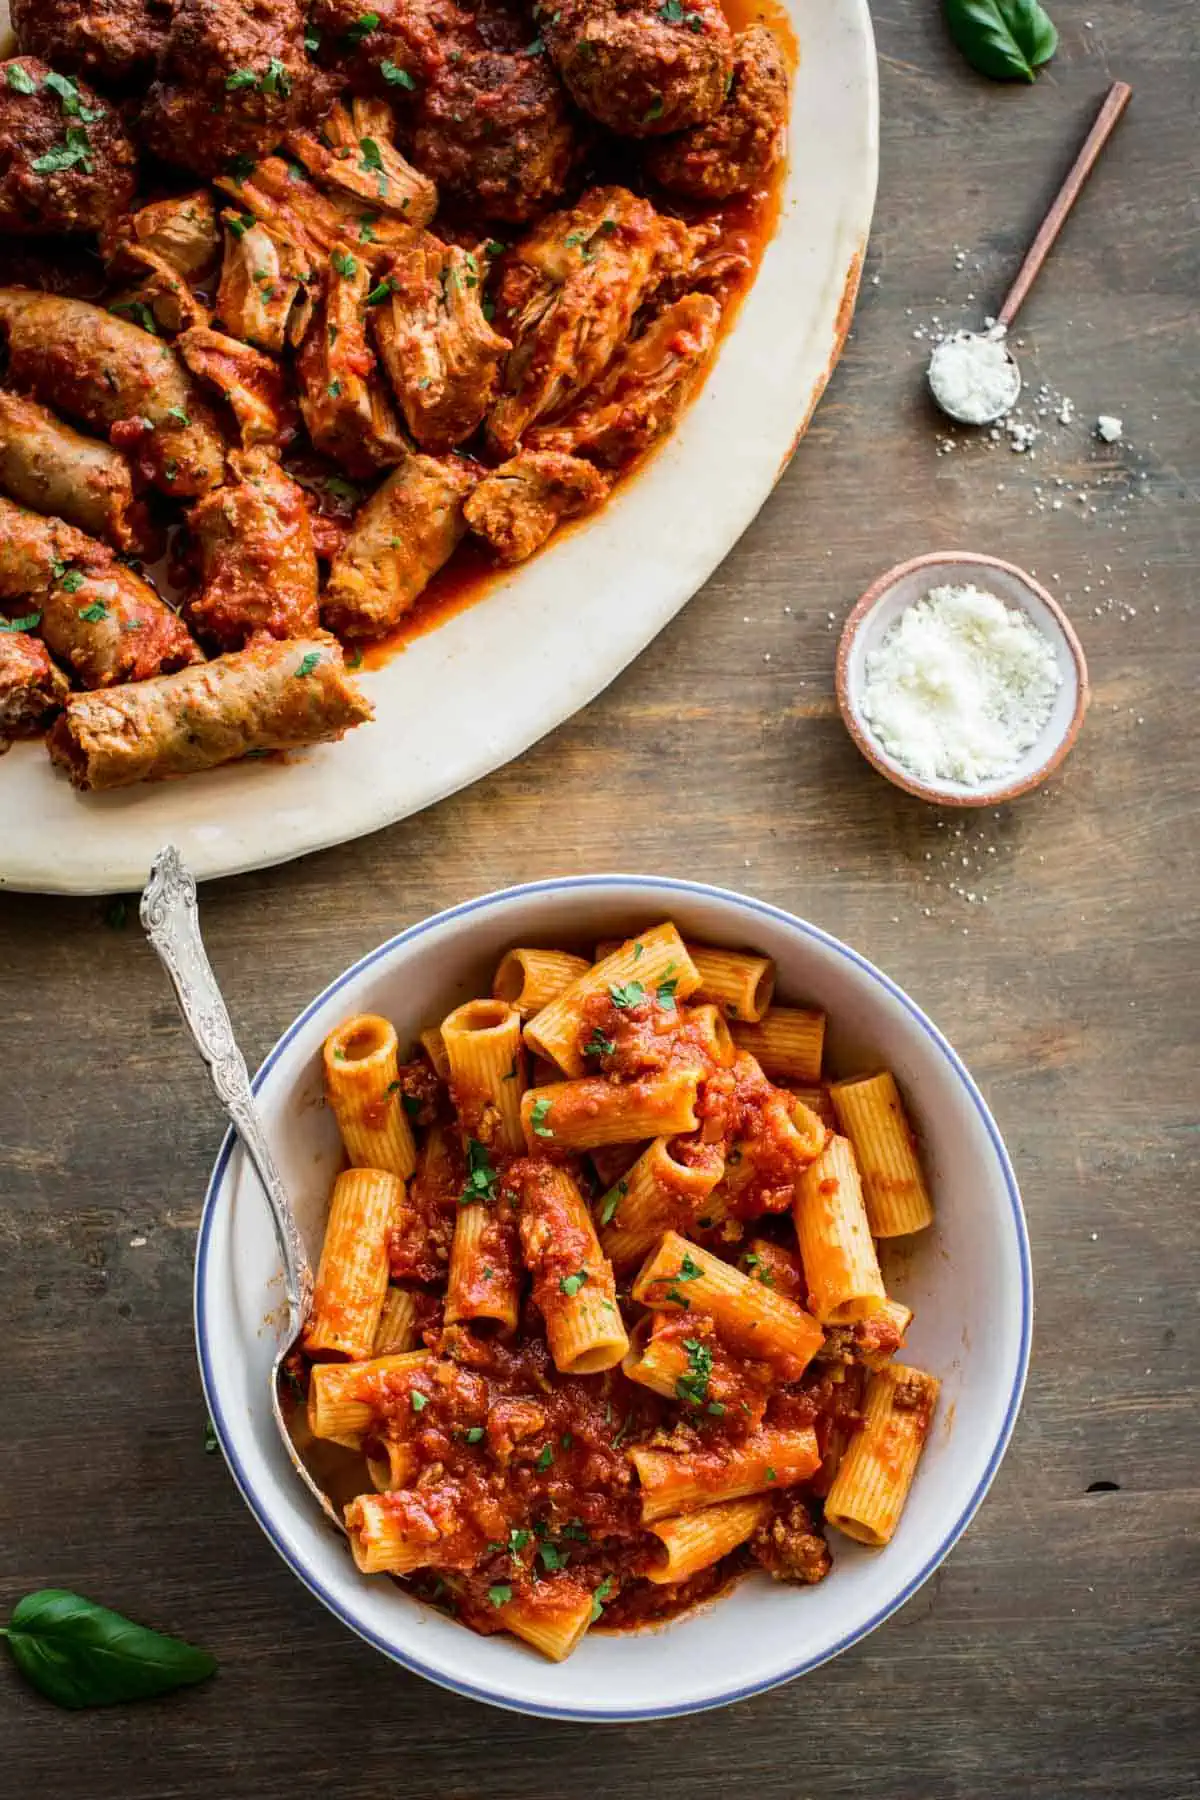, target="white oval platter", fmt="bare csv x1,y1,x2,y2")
0,0,878,893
